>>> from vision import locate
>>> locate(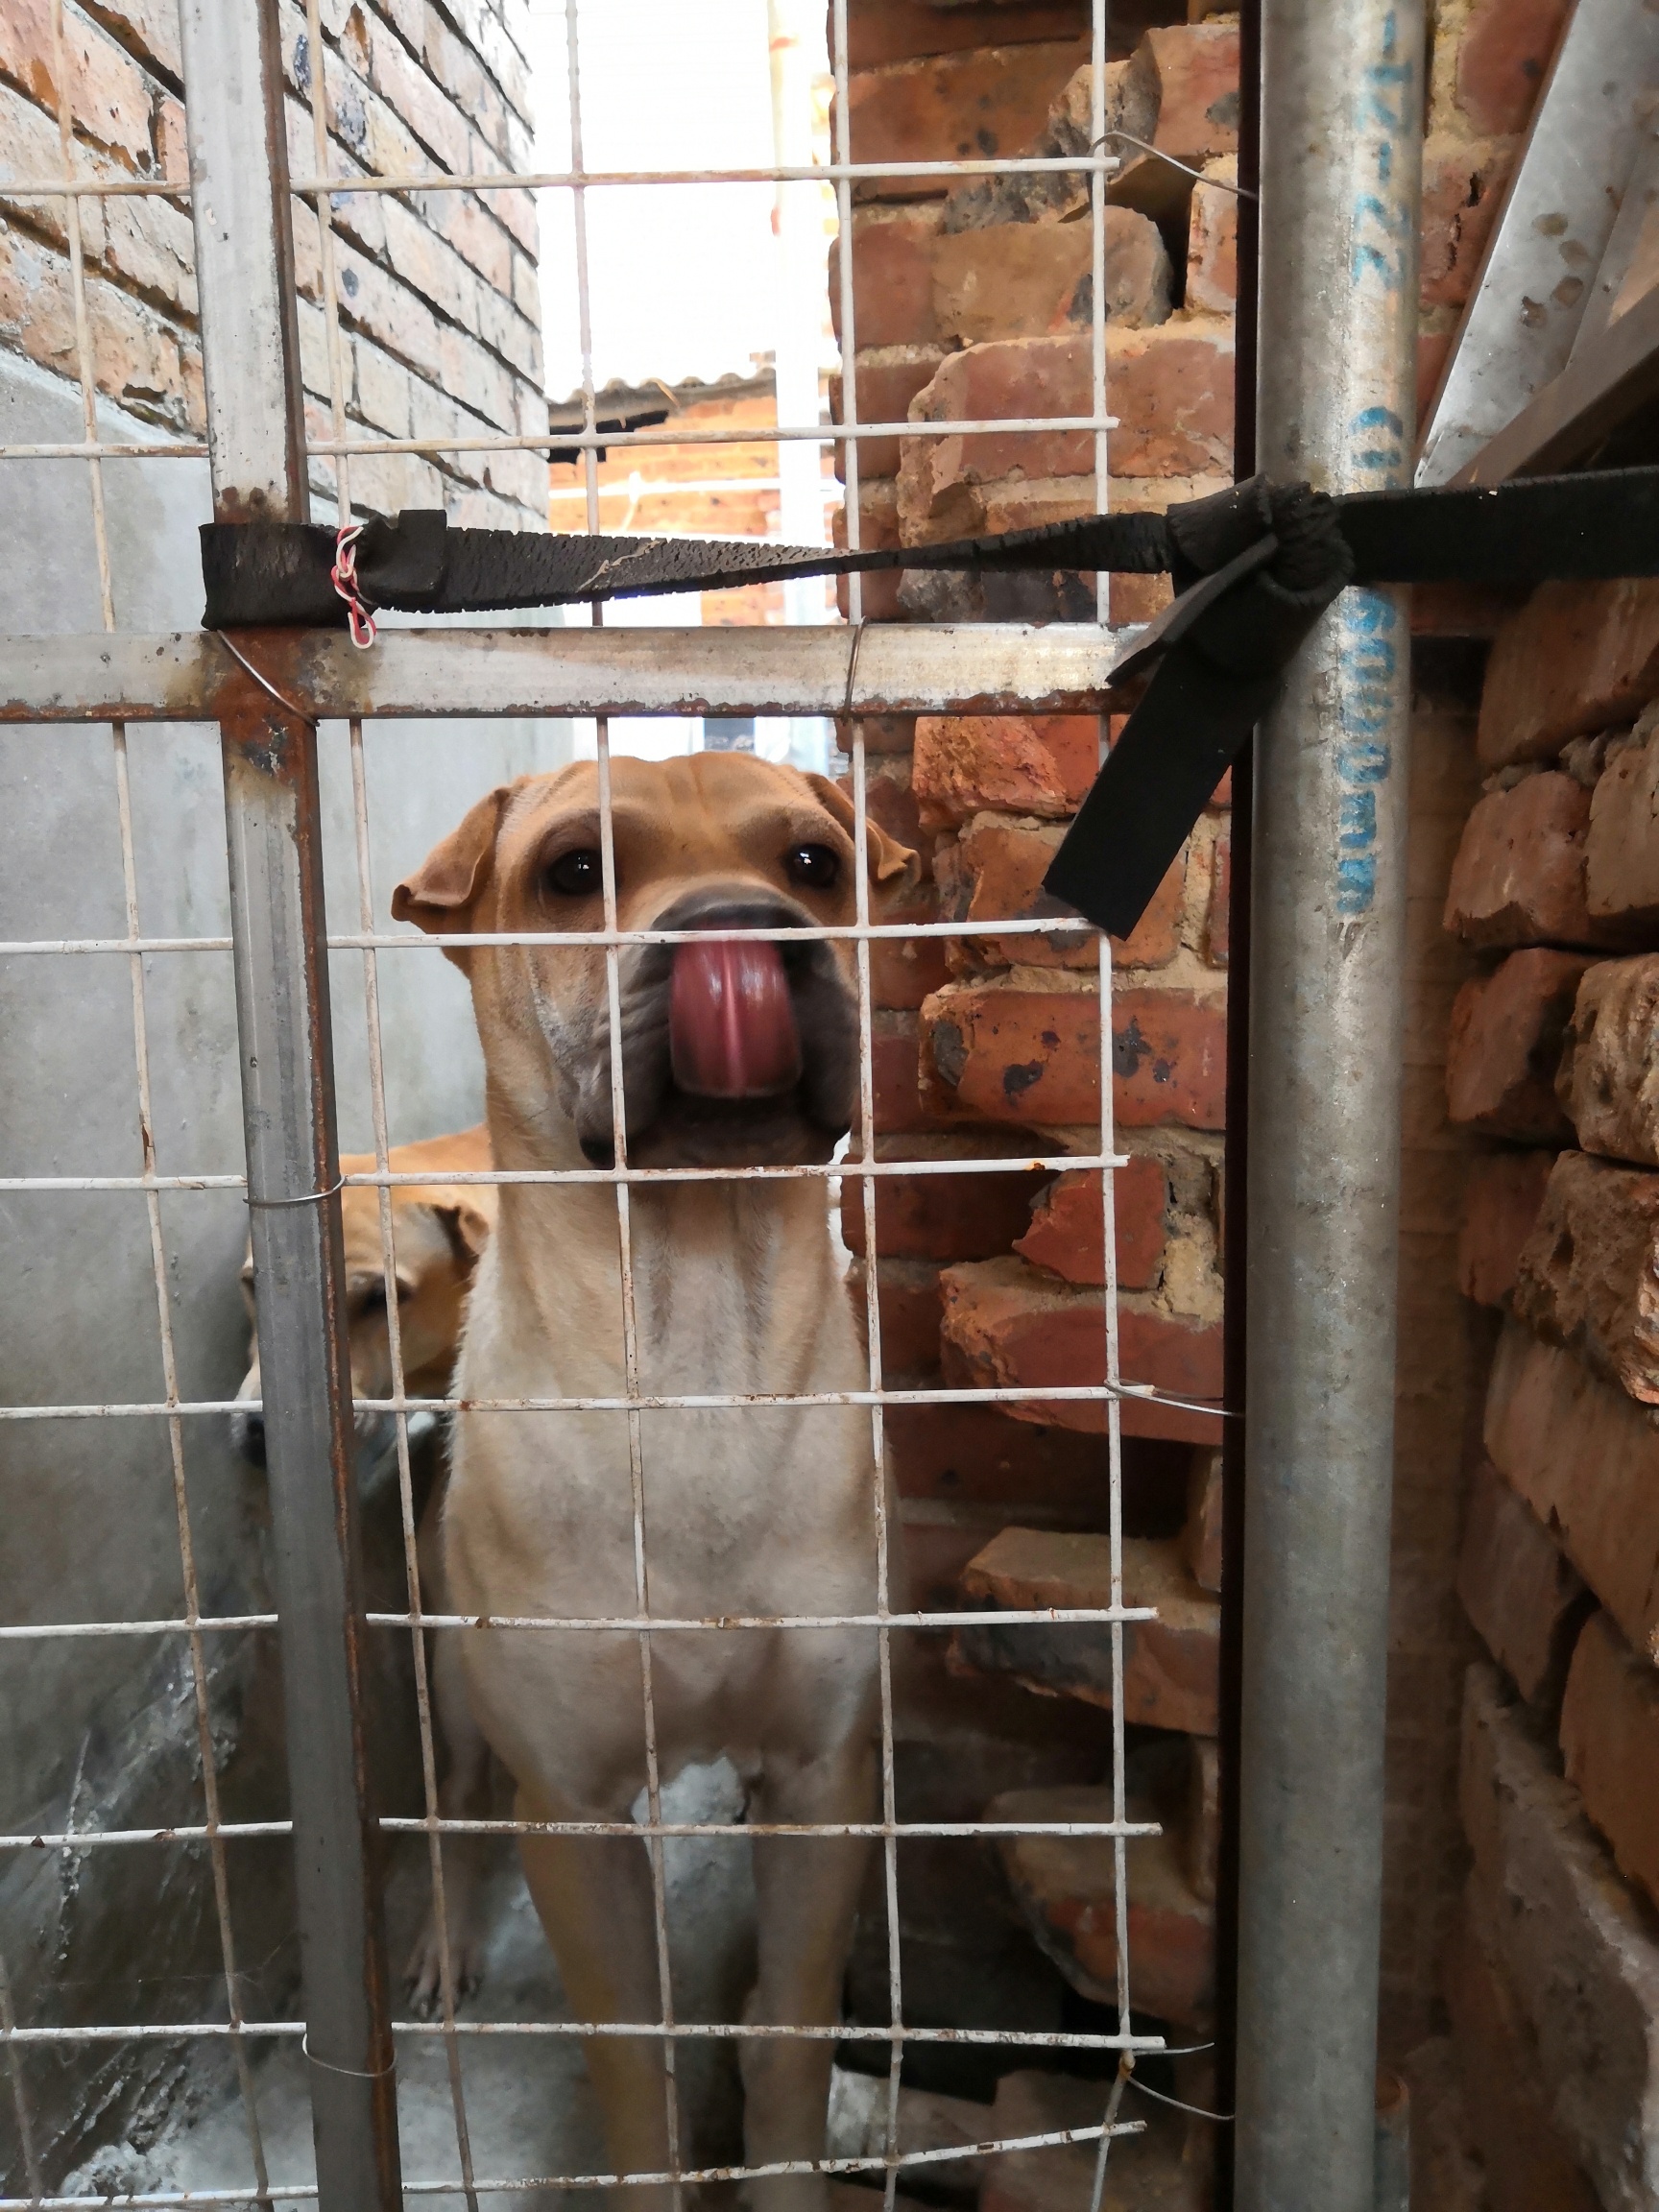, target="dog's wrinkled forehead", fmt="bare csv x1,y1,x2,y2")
391,750,916,970
497,754,857,924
